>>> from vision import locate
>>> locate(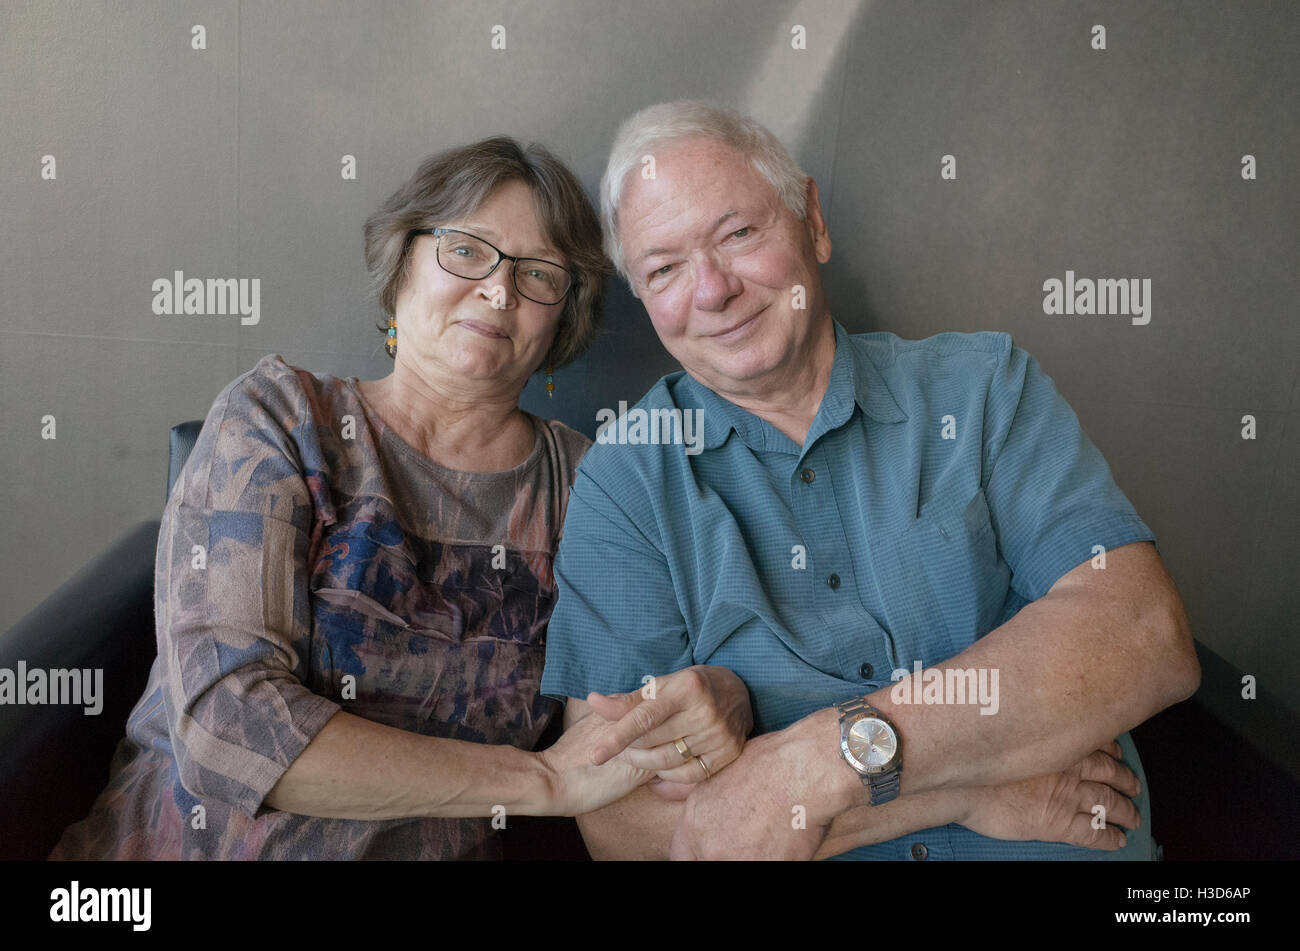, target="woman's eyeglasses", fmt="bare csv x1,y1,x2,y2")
406,227,573,305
